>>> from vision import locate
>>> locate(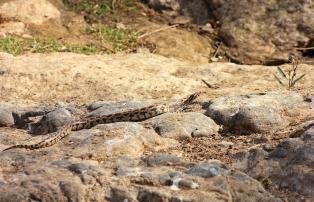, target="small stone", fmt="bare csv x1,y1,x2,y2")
263,144,276,152
269,138,303,159
50,160,72,168
143,153,184,166
171,16,192,25
59,181,85,201
178,179,199,189
200,23,214,34
116,23,126,29
80,173,96,185
68,163,91,174
0,108,14,127
210,57,219,62
187,160,228,178
217,141,234,148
